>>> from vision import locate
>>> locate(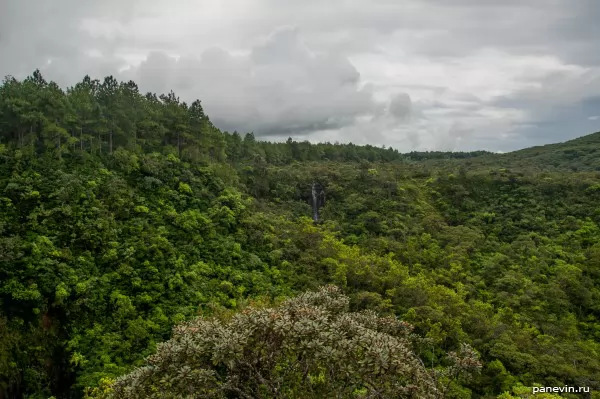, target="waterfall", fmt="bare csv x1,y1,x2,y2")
311,182,319,222
311,182,326,222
